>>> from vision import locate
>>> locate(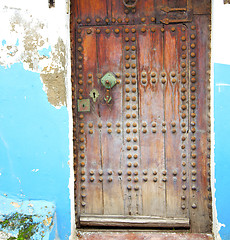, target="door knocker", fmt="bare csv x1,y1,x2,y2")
123,0,138,9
